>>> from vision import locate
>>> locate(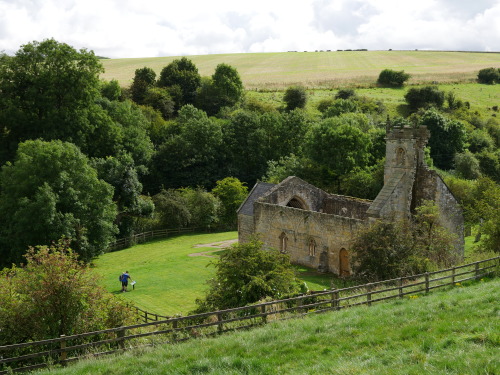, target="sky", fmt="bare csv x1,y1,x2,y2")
0,0,499,58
